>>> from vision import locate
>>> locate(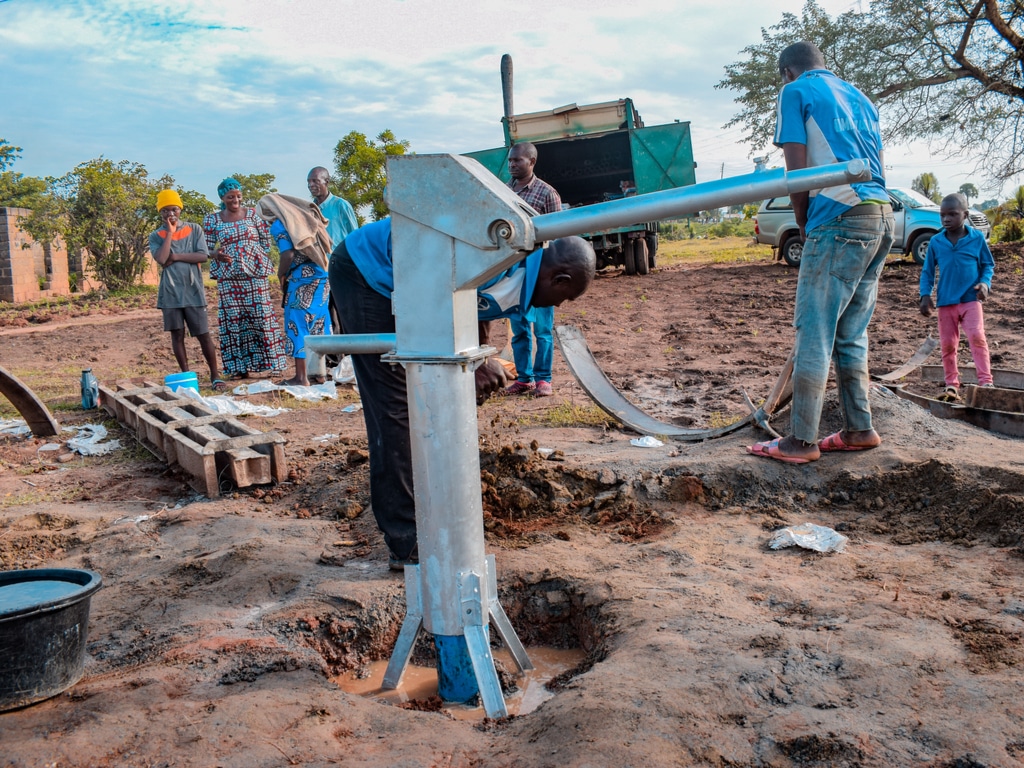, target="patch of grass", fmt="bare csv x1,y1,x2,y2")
1,486,79,508
534,402,615,428
708,411,745,429
658,236,774,267
0,287,158,327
